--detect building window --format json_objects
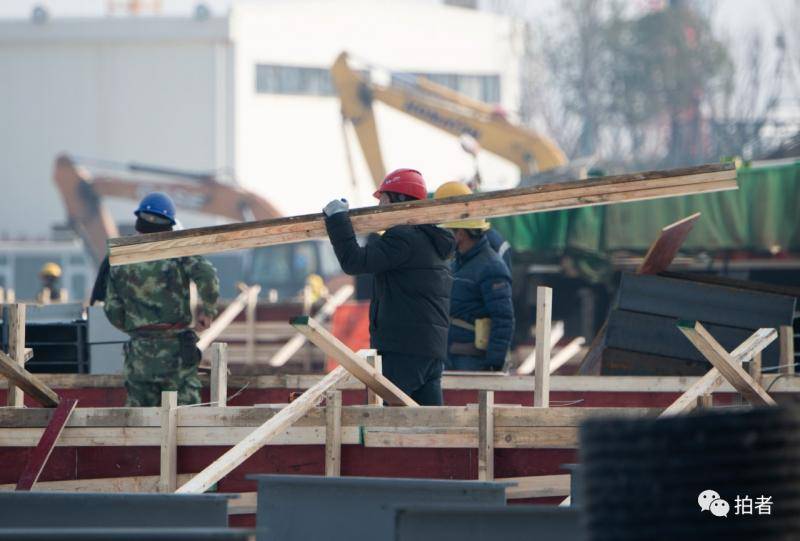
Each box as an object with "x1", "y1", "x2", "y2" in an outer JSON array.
[
  {"x1": 255, "y1": 64, "x2": 501, "y2": 103},
  {"x1": 399, "y1": 72, "x2": 501, "y2": 103},
  {"x1": 255, "y1": 65, "x2": 335, "y2": 96}
]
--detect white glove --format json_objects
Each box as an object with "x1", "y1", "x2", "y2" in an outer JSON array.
[{"x1": 323, "y1": 198, "x2": 349, "y2": 217}]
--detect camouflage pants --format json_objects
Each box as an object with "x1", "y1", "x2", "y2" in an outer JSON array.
[{"x1": 123, "y1": 331, "x2": 202, "y2": 407}]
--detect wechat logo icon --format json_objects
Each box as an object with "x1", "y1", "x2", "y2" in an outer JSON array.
[{"x1": 699, "y1": 489, "x2": 729, "y2": 517}]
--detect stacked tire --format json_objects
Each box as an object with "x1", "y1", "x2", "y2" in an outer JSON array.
[{"x1": 579, "y1": 407, "x2": 800, "y2": 540}]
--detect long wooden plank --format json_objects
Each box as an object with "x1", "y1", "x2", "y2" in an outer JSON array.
[
  {"x1": 0, "y1": 350, "x2": 60, "y2": 407},
  {"x1": 176, "y1": 365, "x2": 352, "y2": 494},
  {"x1": 108, "y1": 164, "x2": 737, "y2": 265},
  {"x1": 159, "y1": 391, "x2": 178, "y2": 493},
  {"x1": 291, "y1": 316, "x2": 418, "y2": 406},
  {"x1": 1, "y1": 474, "x2": 195, "y2": 493},
  {"x1": 478, "y1": 391, "x2": 494, "y2": 481},
  {"x1": 0, "y1": 405, "x2": 657, "y2": 430},
  {"x1": 15, "y1": 398, "x2": 78, "y2": 490},
  {"x1": 362, "y1": 426, "x2": 578, "y2": 449},
  {"x1": 678, "y1": 321, "x2": 777, "y2": 407},
  {"x1": 502, "y1": 474, "x2": 571, "y2": 499},
  {"x1": 660, "y1": 328, "x2": 777, "y2": 417},
  {"x1": 210, "y1": 343, "x2": 228, "y2": 407},
  {"x1": 780, "y1": 326, "x2": 795, "y2": 375},
  {"x1": 4, "y1": 371, "x2": 800, "y2": 395},
  {"x1": 324, "y1": 391, "x2": 342, "y2": 476}
]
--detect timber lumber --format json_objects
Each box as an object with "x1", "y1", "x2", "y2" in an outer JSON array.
[
  {"x1": 197, "y1": 285, "x2": 261, "y2": 352},
  {"x1": 1, "y1": 474, "x2": 195, "y2": 493},
  {"x1": 109, "y1": 163, "x2": 737, "y2": 265},
  {"x1": 659, "y1": 327, "x2": 777, "y2": 417},
  {"x1": 534, "y1": 287, "x2": 553, "y2": 407},
  {"x1": 0, "y1": 350, "x2": 60, "y2": 407},
  {"x1": 502, "y1": 474, "x2": 571, "y2": 499},
  {"x1": 517, "y1": 322, "x2": 563, "y2": 375},
  {"x1": 324, "y1": 390, "x2": 342, "y2": 476},
  {"x1": 478, "y1": 390, "x2": 494, "y2": 480},
  {"x1": 269, "y1": 284, "x2": 354, "y2": 367},
  {"x1": 159, "y1": 391, "x2": 178, "y2": 493},
  {"x1": 176, "y1": 365, "x2": 351, "y2": 494},
  {"x1": 780, "y1": 325, "x2": 795, "y2": 375},
  {"x1": 291, "y1": 316, "x2": 418, "y2": 406},
  {"x1": 210, "y1": 343, "x2": 228, "y2": 407},
  {"x1": 678, "y1": 321, "x2": 777, "y2": 407},
  {"x1": 15, "y1": 398, "x2": 78, "y2": 490},
  {"x1": 579, "y1": 212, "x2": 702, "y2": 375}
]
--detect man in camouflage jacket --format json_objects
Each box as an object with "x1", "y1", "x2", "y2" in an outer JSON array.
[{"x1": 104, "y1": 193, "x2": 219, "y2": 406}]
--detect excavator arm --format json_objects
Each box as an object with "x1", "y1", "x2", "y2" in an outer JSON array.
[
  {"x1": 53, "y1": 154, "x2": 281, "y2": 265},
  {"x1": 331, "y1": 51, "x2": 567, "y2": 188}
]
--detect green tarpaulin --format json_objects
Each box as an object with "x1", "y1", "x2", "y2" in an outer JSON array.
[{"x1": 492, "y1": 161, "x2": 800, "y2": 258}]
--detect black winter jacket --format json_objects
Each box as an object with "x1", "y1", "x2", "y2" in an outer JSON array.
[{"x1": 325, "y1": 212, "x2": 455, "y2": 360}]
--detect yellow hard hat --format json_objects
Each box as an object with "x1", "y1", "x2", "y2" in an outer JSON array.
[
  {"x1": 40, "y1": 262, "x2": 62, "y2": 278},
  {"x1": 433, "y1": 181, "x2": 490, "y2": 230}
]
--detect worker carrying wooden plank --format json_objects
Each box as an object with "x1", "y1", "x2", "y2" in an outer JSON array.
[
  {"x1": 434, "y1": 181, "x2": 514, "y2": 371},
  {"x1": 322, "y1": 169, "x2": 455, "y2": 405},
  {"x1": 103, "y1": 193, "x2": 220, "y2": 406}
]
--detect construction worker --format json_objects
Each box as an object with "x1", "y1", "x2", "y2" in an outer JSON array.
[
  {"x1": 37, "y1": 262, "x2": 66, "y2": 303},
  {"x1": 104, "y1": 192, "x2": 220, "y2": 406},
  {"x1": 434, "y1": 182, "x2": 514, "y2": 371},
  {"x1": 322, "y1": 169, "x2": 455, "y2": 406}
]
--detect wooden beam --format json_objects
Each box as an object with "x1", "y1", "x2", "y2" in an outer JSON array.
[
  {"x1": 269, "y1": 285, "x2": 354, "y2": 367},
  {"x1": 324, "y1": 390, "x2": 342, "y2": 476},
  {"x1": 750, "y1": 352, "x2": 763, "y2": 385},
  {"x1": 210, "y1": 343, "x2": 228, "y2": 407},
  {"x1": 159, "y1": 391, "x2": 178, "y2": 493},
  {"x1": 0, "y1": 351, "x2": 60, "y2": 407},
  {"x1": 109, "y1": 164, "x2": 737, "y2": 265},
  {"x1": 176, "y1": 365, "x2": 351, "y2": 494},
  {"x1": 197, "y1": 285, "x2": 261, "y2": 352},
  {"x1": 478, "y1": 390, "x2": 494, "y2": 481},
  {"x1": 534, "y1": 287, "x2": 552, "y2": 408},
  {"x1": 660, "y1": 327, "x2": 777, "y2": 417},
  {"x1": 15, "y1": 398, "x2": 78, "y2": 490},
  {"x1": 780, "y1": 325, "x2": 795, "y2": 375},
  {"x1": 678, "y1": 321, "x2": 777, "y2": 407},
  {"x1": 291, "y1": 316, "x2": 418, "y2": 406},
  {"x1": 244, "y1": 287, "x2": 259, "y2": 364},
  {"x1": 1, "y1": 474, "x2": 195, "y2": 493},
  {"x1": 6, "y1": 304, "x2": 26, "y2": 407},
  {"x1": 547, "y1": 337, "x2": 586, "y2": 374}
]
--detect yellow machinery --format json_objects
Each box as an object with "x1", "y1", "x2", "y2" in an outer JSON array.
[{"x1": 331, "y1": 51, "x2": 568, "y2": 188}]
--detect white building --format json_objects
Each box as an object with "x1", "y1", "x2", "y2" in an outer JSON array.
[{"x1": 0, "y1": 0, "x2": 525, "y2": 241}]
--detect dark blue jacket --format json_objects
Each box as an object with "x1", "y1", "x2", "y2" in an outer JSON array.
[
  {"x1": 325, "y1": 212, "x2": 455, "y2": 360},
  {"x1": 448, "y1": 235, "x2": 514, "y2": 368}
]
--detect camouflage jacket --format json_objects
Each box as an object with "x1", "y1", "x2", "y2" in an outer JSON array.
[{"x1": 104, "y1": 256, "x2": 219, "y2": 333}]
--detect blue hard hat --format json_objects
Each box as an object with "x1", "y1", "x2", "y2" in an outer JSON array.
[{"x1": 135, "y1": 192, "x2": 177, "y2": 225}]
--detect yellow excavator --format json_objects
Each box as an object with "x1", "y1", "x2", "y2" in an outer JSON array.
[{"x1": 331, "y1": 51, "x2": 568, "y2": 188}]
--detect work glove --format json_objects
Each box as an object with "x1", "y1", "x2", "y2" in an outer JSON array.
[{"x1": 323, "y1": 198, "x2": 349, "y2": 217}]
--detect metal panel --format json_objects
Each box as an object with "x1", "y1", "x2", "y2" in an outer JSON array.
[
  {"x1": 616, "y1": 273, "x2": 796, "y2": 329},
  {"x1": 251, "y1": 474, "x2": 509, "y2": 541},
  {"x1": 393, "y1": 505, "x2": 587, "y2": 541},
  {"x1": 0, "y1": 528, "x2": 252, "y2": 541},
  {"x1": 0, "y1": 493, "x2": 232, "y2": 528}
]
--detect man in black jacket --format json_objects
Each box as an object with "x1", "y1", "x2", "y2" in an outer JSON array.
[{"x1": 323, "y1": 169, "x2": 455, "y2": 405}]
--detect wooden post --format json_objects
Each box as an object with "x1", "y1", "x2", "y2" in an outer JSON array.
[
  {"x1": 749, "y1": 352, "x2": 762, "y2": 385},
  {"x1": 210, "y1": 343, "x2": 228, "y2": 407},
  {"x1": 177, "y1": 365, "x2": 351, "y2": 494},
  {"x1": 159, "y1": 391, "x2": 178, "y2": 493},
  {"x1": 696, "y1": 394, "x2": 712, "y2": 409},
  {"x1": 359, "y1": 350, "x2": 383, "y2": 406},
  {"x1": 478, "y1": 390, "x2": 494, "y2": 481},
  {"x1": 534, "y1": 287, "x2": 552, "y2": 408},
  {"x1": 245, "y1": 287, "x2": 259, "y2": 364},
  {"x1": 780, "y1": 326, "x2": 795, "y2": 376},
  {"x1": 0, "y1": 351, "x2": 60, "y2": 408},
  {"x1": 7, "y1": 304, "x2": 26, "y2": 407},
  {"x1": 325, "y1": 390, "x2": 342, "y2": 477}
]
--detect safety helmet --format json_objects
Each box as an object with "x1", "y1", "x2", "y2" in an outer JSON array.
[
  {"x1": 40, "y1": 262, "x2": 62, "y2": 279},
  {"x1": 433, "y1": 181, "x2": 490, "y2": 230},
  {"x1": 373, "y1": 169, "x2": 427, "y2": 201},
  {"x1": 135, "y1": 192, "x2": 177, "y2": 225}
]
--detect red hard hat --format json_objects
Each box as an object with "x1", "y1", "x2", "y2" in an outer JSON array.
[{"x1": 373, "y1": 168, "x2": 428, "y2": 201}]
